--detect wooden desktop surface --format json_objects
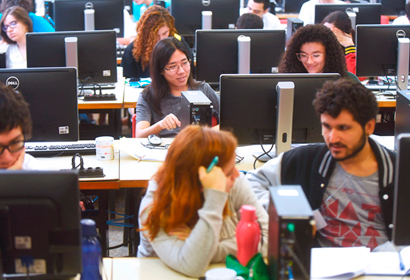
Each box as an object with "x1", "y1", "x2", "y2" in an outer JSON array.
[
  {"x1": 77, "y1": 78, "x2": 126, "y2": 110},
  {"x1": 100, "y1": 257, "x2": 409, "y2": 280}
]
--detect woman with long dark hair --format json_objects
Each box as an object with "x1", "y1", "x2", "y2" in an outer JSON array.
[{"x1": 134, "y1": 37, "x2": 219, "y2": 138}]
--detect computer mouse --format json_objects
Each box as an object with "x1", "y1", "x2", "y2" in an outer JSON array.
[{"x1": 148, "y1": 134, "x2": 162, "y2": 146}]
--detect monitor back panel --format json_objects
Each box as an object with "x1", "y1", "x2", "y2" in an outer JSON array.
[
  {"x1": 170, "y1": 0, "x2": 239, "y2": 36},
  {"x1": 196, "y1": 29, "x2": 286, "y2": 85},
  {"x1": 314, "y1": 3, "x2": 381, "y2": 24},
  {"x1": 0, "y1": 67, "x2": 79, "y2": 142},
  {"x1": 54, "y1": 0, "x2": 124, "y2": 37},
  {"x1": 26, "y1": 30, "x2": 117, "y2": 84}
]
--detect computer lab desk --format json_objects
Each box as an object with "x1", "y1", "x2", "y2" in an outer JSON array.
[
  {"x1": 78, "y1": 78, "x2": 126, "y2": 139},
  {"x1": 97, "y1": 257, "x2": 409, "y2": 280},
  {"x1": 36, "y1": 155, "x2": 120, "y2": 257}
]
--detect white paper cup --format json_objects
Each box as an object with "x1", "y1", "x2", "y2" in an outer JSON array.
[
  {"x1": 205, "y1": 268, "x2": 244, "y2": 280},
  {"x1": 95, "y1": 136, "x2": 114, "y2": 160}
]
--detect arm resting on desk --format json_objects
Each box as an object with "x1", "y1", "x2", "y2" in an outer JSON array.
[{"x1": 139, "y1": 185, "x2": 227, "y2": 277}]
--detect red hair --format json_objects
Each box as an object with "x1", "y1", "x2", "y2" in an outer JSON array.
[{"x1": 142, "y1": 126, "x2": 237, "y2": 240}]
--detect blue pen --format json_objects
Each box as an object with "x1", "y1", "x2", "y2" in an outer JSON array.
[
  {"x1": 399, "y1": 250, "x2": 405, "y2": 271},
  {"x1": 207, "y1": 156, "x2": 219, "y2": 173}
]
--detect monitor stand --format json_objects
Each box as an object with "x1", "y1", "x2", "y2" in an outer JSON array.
[
  {"x1": 84, "y1": 3, "x2": 95, "y2": 31},
  {"x1": 202, "y1": 11, "x2": 212, "y2": 30},
  {"x1": 396, "y1": 37, "x2": 409, "y2": 91},
  {"x1": 253, "y1": 81, "x2": 295, "y2": 162}
]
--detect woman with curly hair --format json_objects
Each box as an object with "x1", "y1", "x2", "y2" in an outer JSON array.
[
  {"x1": 121, "y1": 5, "x2": 191, "y2": 79},
  {"x1": 134, "y1": 37, "x2": 219, "y2": 138},
  {"x1": 138, "y1": 125, "x2": 268, "y2": 277},
  {"x1": 278, "y1": 24, "x2": 359, "y2": 81}
]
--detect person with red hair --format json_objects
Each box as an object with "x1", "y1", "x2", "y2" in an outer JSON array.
[{"x1": 137, "y1": 125, "x2": 268, "y2": 277}]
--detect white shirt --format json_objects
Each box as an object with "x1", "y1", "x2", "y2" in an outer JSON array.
[
  {"x1": 6, "y1": 44, "x2": 26, "y2": 69},
  {"x1": 123, "y1": 9, "x2": 137, "y2": 38},
  {"x1": 392, "y1": 15, "x2": 410, "y2": 25},
  {"x1": 298, "y1": 0, "x2": 345, "y2": 26},
  {"x1": 240, "y1": 8, "x2": 282, "y2": 29},
  {"x1": 22, "y1": 153, "x2": 41, "y2": 170}
]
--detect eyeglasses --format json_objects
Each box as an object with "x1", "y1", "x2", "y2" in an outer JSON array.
[
  {"x1": 296, "y1": 53, "x2": 324, "y2": 62},
  {"x1": 2, "y1": 20, "x2": 18, "y2": 32},
  {"x1": 164, "y1": 60, "x2": 191, "y2": 73},
  {"x1": 0, "y1": 139, "x2": 25, "y2": 155}
]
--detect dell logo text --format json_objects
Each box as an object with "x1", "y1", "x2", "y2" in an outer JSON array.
[
  {"x1": 6, "y1": 76, "x2": 19, "y2": 89},
  {"x1": 202, "y1": 0, "x2": 210, "y2": 6}
]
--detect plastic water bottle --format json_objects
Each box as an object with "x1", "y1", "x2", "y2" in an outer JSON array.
[
  {"x1": 80, "y1": 219, "x2": 103, "y2": 280},
  {"x1": 236, "y1": 205, "x2": 261, "y2": 266}
]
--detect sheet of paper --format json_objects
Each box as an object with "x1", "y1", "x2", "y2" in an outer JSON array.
[
  {"x1": 113, "y1": 138, "x2": 168, "y2": 162},
  {"x1": 311, "y1": 247, "x2": 370, "y2": 280},
  {"x1": 365, "y1": 246, "x2": 410, "y2": 276}
]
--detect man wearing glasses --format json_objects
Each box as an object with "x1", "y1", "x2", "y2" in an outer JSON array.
[{"x1": 0, "y1": 82, "x2": 37, "y2": 170}]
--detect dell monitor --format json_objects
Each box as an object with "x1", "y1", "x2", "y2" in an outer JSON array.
[
  {"x1": 219, "y1": 73, "x2": 340, "y2": 146},
  {"x1": 0, "y1": 170, "x2": 81, "y2": 278},
  {"x1": 314, "y1": 3, "x2": 382, "y2": 25},
  {"x1": 393, "y1": 133, "x2": 410, "y2": 245},
  {"x1": 356, "y1": 24, "x2": 410, "y2": 79},
  {"x1": 26, "y1": 30, "x2": 117, "y2": 85},
  {"x1": 0, "y1": 67, "x2": 79, "y2": 142},
  {"x1": 170, "y1": 0, "x2": 239, "y2": 37},
  {"x1": 196, "y1": 29, "x2": 286, "y2": 86},
  {"x1": 53, "y1": 0, "x2": 124, "y2": 37},
  {"x1": 281, "y1": 0, "x2": 308, "y2": 14}
]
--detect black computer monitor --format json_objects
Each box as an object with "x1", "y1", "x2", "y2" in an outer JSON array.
[
  {"x1": 0, "y1": 170, "x2": 81, "y2": 277},
  {"x1": 393, "y1": 133, "x2": 410, "y2": 245},
  {"x1": 0, "y1": 67, "x2": 79, "y2": 142},
  {"x1": 196, "y1": 29, "x2": 286, "y2": 86},
  {"x1": 219, "y1": 73, "x2": 340, "y2": 145},
  {"x1": 26, "y1": 30, "x2": 117, "y2": 84},
  {"x1": 356, "y1": 24, "x2": 410, "y2": 77},
  {"x1": 53, "y1": 0, "x2": 124, "y2": 37},
  {"x1": 380, "y1": 0, "x2": 405, "y2": 16},
  {"x1": 314, "y1": 3, "x2": 382, "y2": 25},
  {"x1": 282, "y1": 0, "x2": 307, "y2": 14},
  {"x1": 170, "y1": 0, "x2": 239, "y2": 37}
]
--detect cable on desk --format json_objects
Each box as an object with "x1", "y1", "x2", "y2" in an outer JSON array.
[{"x1": 253, "y1": 131, "x2": 275, "y2": 169}]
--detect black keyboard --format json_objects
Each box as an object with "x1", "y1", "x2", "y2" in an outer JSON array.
[
  {"x1": 25, "y1": 140, "x2": 96, "y2": 157},
  {"x1": 79, "y1": 83, "x2": 116, "y2": 90}
]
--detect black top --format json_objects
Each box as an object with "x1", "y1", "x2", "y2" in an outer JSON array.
[{"x1": 121, "y1": 35, "x2": 194, "y2": 79}]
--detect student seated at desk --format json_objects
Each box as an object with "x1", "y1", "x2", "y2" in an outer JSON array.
[
  {"x1": 0, "y1": 82, "x2": 38, "y2": 169},
  {"x1": 278, "y1": 24, "x2": 360, "y2": 82},
  {"x1": 0, "y1": 0, "x2": 54, "y2": 32},
  {"x1": 392, "y1": 2, "x2": 410, "y2": 25},
  {"x1": 121, "y1": 5, "x2": 192, "y2": 80},
  {"x1": 246, "y1": 79, "x2": 396, "y2": 250},
  {"x1": 138, "y1": 126, "x2": 268, "y2": 277},
  {"x1": 0, "y1": 6, "x2": 31, "y2": 68},
  {"x1": 236, "y1": 13, "x2": 264, "y2": 29},
  {"x1": 134, "y1": 36, "x2": 219, "y2": 138}
]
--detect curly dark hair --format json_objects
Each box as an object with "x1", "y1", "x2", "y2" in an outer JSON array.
[
  {"x1": 0, "y1": 0, "x2": 33, "y2": 13},
  {"x1": 322, "y1": 11, "x2": 355, "y2": 44},
  {"x1": 142, "y1": 37, "x2": 200, "y2": 117},
  {"x1": 236, "y1": 13, "x2": 263, "y2": 29},
  {"x1": 313, "y1": 78, "x2": 378, "y2": 127},
  {"x1": 132, "y1": 5, "x2": 177, "y2": 71},
  {"x1": 0, "y1": 6, "x2": 33, "y2": 44},
  {"x1": 278, "y1": 24, "x2": 346, "y2": 77},
  {"x1": 0, "y1": 82, "x2": 32, "y2": 139}
]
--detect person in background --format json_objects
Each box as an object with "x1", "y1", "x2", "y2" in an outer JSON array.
[
  {"x1": 138, "y1": 125, "x2": 268, "y2": 277},
  {"x1": 134, "y1": 37, "x2": 219, "y2": 138},
  {"x1": 0, "y1": 82, "x2": 37, "y2": 169},
  {"x1": 278, "y1": 24, "x2": 360, "y2": 82},
  {"x1": 132, "y1": 0, "x2": 153, "y2": 22},
  {"x1": 0, "y1": 6, "x2": 32, "y2": 68},
  {"x1": 236, "y1": 12, "x2": 264, "y2": 29},
  {"x1": 117, "y1": 9, "x2": 137, "y2": 46},
  {"x1": 392, "y1": 2, "x2": 410, "y2": 25},
  {"x1": 121, "y1": 5, "x2": 191, "y2": 80},
  {"x1": 240, "y1": 0, "x2": 281, "y2": 29},
  {"x1": 321, "y1": 11, "x2": 359, "y2": 78},
  {"x1": 246, "y1": 79, "x2": 395, "y2": 250},
  {"x1": 298, "y1": 0, "x2": 345, "y2": 26},
  {"x1": 0, "y1": 0, "x2": 54, "y2": 32}
]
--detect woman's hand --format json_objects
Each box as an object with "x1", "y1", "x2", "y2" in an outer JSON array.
[
  {"x1": 198, "y1": 165, "x2": 227, "y2": 193},
  {"x1": 168, "y1": 224, "x2": 192, "y2": 241},
  {"x1": 159, "y1": 113, "x2": 181, "y2": 130},
  {"x1": 331, "y1": 27, "x2": 354, "y2": 47}
]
